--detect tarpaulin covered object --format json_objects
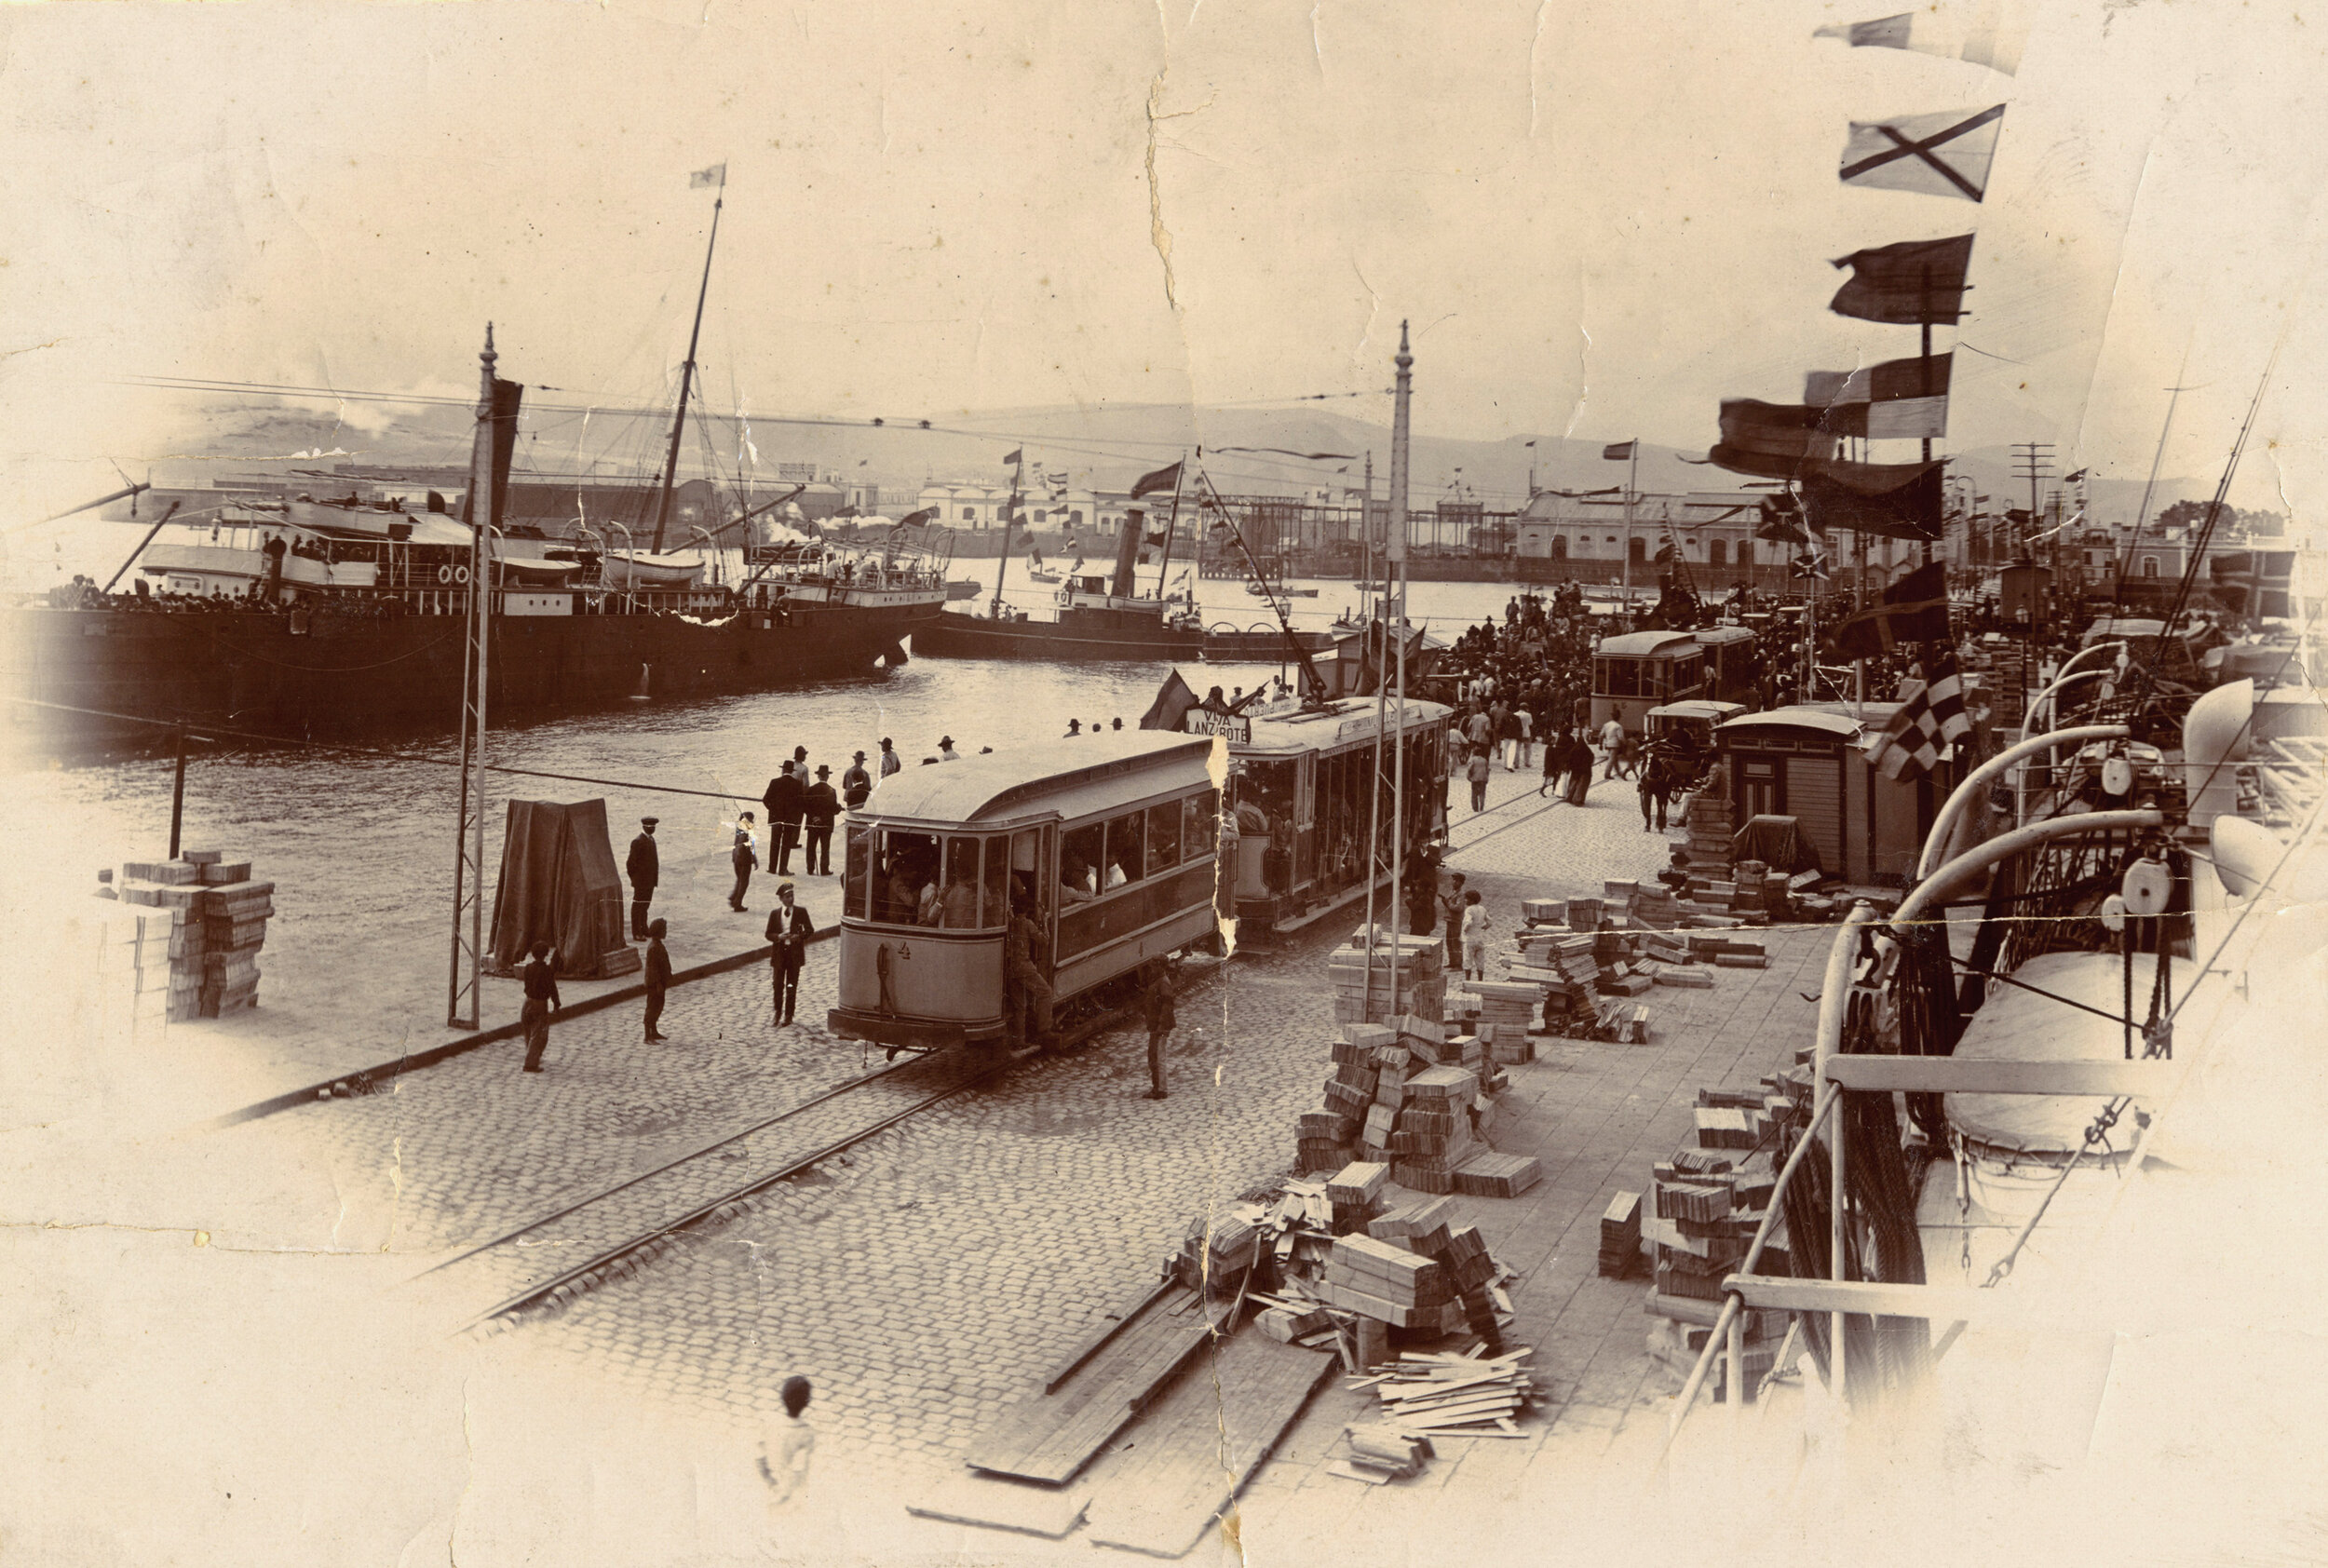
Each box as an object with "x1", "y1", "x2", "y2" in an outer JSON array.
[
  {"x1": 488, "y1": 798, "x2": 629, "y2": 979},
  {"x1": 1732, "y1": 814, "x2": 1821, "y2": 875}
]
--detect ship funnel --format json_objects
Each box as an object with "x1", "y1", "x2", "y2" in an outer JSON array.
[{"x1": 1112, "y1": 507, "x2": 1144, "y2": 599}]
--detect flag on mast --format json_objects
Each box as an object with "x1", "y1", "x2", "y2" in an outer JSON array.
[
  {"x1": 1130, "y1": 460, "x2": 1183, "y2": 498},
  {"x1": 1864, "y1": 655, "x2": 1974, "y2": 779},
  {"x1": 1001, "y1": 448, "x2": 1022, "y2": 466},
  {"x1": 689, "y1": 163, "x2": 727, "y2": 189},
  {"x1": 1829, "y1": 234, "x2": 1976, "y2": 324},
  {"x1": 1815, "y1": 3, "x2": 2026, "y2": 75},
  {"x1": 1602, "y1": 440, "x2": 1637, "y2": 461},
  {"x1": 1839, "y1": 105, "x2": 2006, "y2": 202},
  {"x1": 1805, "y1": 353, "x2": 1952, "y2": 440}
]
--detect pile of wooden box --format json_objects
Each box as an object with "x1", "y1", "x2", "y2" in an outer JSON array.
[
  {"x1": 1327, "y1": 932, "x2": 1445, "y2": 1027},
  {"x1": 1598, "y1": 1192, "x2": 1643, "y2": 1277},
  {"x1": 1638, "y1": 1068, "x2": 1817, "y2": 1400},
  {"x1": 1297, "y1": 1008, "x2": 1532, "y2": 1198},
  {"x1": 115, "y1": 851, "x2": 275, "y2": 1021},
  {"x1": 1210, "y1": 1178, "x2": 1522, "y2": 1365}
]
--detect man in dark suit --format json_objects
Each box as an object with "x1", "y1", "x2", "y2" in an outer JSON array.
[
  {"x1": 643, "y1": 918, "x2": 672, "y2": 1041},
  {"x1": 765, "y1": 762, "x2": 805, "y2": 877},
  {"x1": 801, "y1": 765, "x2": 840, "y2": 875},
  {"x1": 840, "y1": 750, "x2": 873, "y2": 812},
  {"x1": 625, "y1": 817, "x2": 659, "y2": 940},
  {"x1": 765, "y1": 881, "x2": 814, "y2": 1025}
]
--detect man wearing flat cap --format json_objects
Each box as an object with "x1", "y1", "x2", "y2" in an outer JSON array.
[{"x1": 626, "y1": 816, "x2": 660, "y2": 940}]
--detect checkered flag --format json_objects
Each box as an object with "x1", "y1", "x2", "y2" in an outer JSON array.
[{"x1": 1865, "y1": 654, "x2": 1972, "y2": 779}]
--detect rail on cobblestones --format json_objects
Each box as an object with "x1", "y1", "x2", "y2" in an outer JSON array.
[
  {"x1": 419, "y1": 992, "x2": 1153, "y2": 1337},
  {"x1": 199, "y1": 927, "x2": 842, "y2": 1132}
]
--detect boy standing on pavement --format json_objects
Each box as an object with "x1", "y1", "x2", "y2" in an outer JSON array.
[
  {"x1": 730, "y1": 811, "x2": 758, "y2": 912},
  {"x1": 1466, "y1": 746, "x2": 1492, "y2": 813},
  {"x1": 643, "y1": 919, "x2": 672, "y2": 1042},
  {"x1": 1460, "y1": 889, "x2": 1491, "y2": 982},
  {"x1": 520, "y1": 941, "x2": 560, "y2": 1073}
]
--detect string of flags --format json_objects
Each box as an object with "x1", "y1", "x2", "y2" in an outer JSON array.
[{"x1": 1704, "y1": 2, "x2": 2026, "y2": 545}]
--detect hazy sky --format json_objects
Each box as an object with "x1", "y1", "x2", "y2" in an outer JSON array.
[{"x1": 4, "y1": 0, "x2": 2326, "y2": 519}]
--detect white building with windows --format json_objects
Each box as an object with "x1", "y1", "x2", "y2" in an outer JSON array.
[{"x1": 914, "y1": 480, "x2": 1150, "y2": 539}]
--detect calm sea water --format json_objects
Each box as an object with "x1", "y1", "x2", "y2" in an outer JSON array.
[{"x1": 0, "y1": 572, "x2": 1529, "y2": 1018}]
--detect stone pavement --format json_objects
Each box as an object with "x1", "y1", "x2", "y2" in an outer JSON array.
[{"x1": 11, "y1": 844, "x2": 854, "y2": 1135}]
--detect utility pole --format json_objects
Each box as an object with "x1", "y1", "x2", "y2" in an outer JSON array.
[
  {"x1": 2012, "y1": 442, "x2": 2053, "y2": 560},
  {"x1": 448, "y1": 324, "x2": 501, "y2": 1030},
  {"x1": 1386, "y1": 322, "x2": 1413, "y2": 1018}
]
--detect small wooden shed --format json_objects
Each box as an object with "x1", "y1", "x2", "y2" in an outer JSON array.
[{"x1": 1713, "y1": 704, "x2": 1956, "y2": 885}]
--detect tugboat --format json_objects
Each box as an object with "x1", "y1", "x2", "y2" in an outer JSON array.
[{"x1": 911, "y1": 458, "x2": 1202, "y2": 661}]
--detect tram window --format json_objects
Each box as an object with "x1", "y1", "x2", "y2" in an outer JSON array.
[
  {"x1": 939, "y1": 835, "x2": 982, "y2": 928},
  {"x1": 843, "y1": 823, "x2": 873, "y2": 919},
  {"x1": 1184, "y1": 790, "x2": 1219, "y2": 858},
  {"x1": 878, "y1": 830, "x2": 941, "y2": 924},
  {"x1": 1103, "y1": 811, "x2": 1144, "y2": 887},
  {"x1": 1061, "y1": 822, "x2": 1103, "y2": 902},
  {"x1": 1146, "y1": 799, "x2": 1183, "y2": 871},
  {"x1": 1244, "y1": 760, "x2": 1296, "y2": 835},
  {"x1": 982, "y1": 835, "x2": 1010, "y2": 927},
  {"x1": 1600, "y1": 657, "x2": 1640, "y2": 696}
]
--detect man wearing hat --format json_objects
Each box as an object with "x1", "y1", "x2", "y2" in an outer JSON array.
[
  {"x1": 764, "y1": 760, "x2": 805, "y2": 877},
  {"x1": 877, "y1": 737, "x2": 901, "y2": 780},
  {"x1": 801, "y1": 764, "x2": 840, "y2": 876},
  {"x1": 938, "y1": 736, "x2": 962, "y2": 763},
  {"x1": 765, "y1": 881, "x2": 814, "y2": 1026},
  {"x1": 626, "y1": 816, "x2": 660, "y2": 940},
  {"x1": 729, "y1": 810, "x2": 759, "y2": 912},
  {"x1": 840, "y1": 750, "x2": 873, "y2": 812}
]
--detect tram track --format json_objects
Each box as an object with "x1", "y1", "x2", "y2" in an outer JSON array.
[{"x1": 406, "y1": 992, "x2": 1168, "y2": 1338}]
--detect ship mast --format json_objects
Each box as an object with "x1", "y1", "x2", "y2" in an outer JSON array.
[{"x1": 652, "y1": 167, "x2": 726, "y2": 554}]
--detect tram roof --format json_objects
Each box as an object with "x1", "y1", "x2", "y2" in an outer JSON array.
[
  {"x1": 1715, "y1": 705, "x2": 1865, "y2": 742},
  {"x1": 857, "y1": 731, "x2": 1217, "y2": 828},
  {"x1": 1233, "y1": 696, "x2": 1455, "y2": 756},
  {"x1": 1596, "y1": 630, "x2": 1701, "y2": 657},
  {"x1": 1692, "y1": 625, "x2": 1756, "y2": 645},
  {"x1": 1648, "y1": 699, "x2": 1748, "y2": 723}
]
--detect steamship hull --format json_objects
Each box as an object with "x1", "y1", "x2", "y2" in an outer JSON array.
[
  {"x1": 910, "y1": 608, "x2": 1203, "y2": 662},
  {"x1": 5, "y1": 596, "x2": 938, "y2": 743}
]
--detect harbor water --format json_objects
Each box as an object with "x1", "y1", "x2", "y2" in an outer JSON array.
[{"x1": 0, "y1": 572, "x2": 1536, "y2": 1050}]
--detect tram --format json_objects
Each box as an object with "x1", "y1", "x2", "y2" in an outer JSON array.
[
  {"x1": 1590, "y1": 626, "x2": 1761, "y2": 732},
  {"x1": 827, "y1": 732, "x2": 1223, "y2": 1053},
  {"x1": 1211, "y1": 695, "x2": 1454, "y2": 934}
]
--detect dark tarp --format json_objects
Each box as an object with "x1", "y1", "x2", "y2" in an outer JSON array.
[
  {"x1": 1733, "y1": 814, "x2": 1821, "y2": 875},
  {"x1": 488, "y1": 798, "x2": 629, "y2": 979}
]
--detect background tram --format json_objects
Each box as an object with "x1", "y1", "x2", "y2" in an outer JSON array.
[
  {"x1": 1590, "y1": 626, "x2": 1761, "y2": 733},
  {"x1": 1214, "y1": 696, "x2": 1453, "y2": 933},
  {"x1": 827, "y1": 733, "x2": 1222, "y2": 1052}
]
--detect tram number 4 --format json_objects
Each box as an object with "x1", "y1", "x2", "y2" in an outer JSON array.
[{"x1": 896, "y1": 944, "x2": 911, "y2": 961}]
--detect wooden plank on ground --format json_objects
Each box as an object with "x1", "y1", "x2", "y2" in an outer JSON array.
[
  {"x1": 905, "y1": 1473, "x2": 1093, "y2": 1539},
  {"x1": 1082, "y1": 1331, "x2": 1336, "y2": 1559},
  {"x1": 1043, "y1": 1279, "x2": 1180, "y2": 1394},
  {"x1": 968, "y1": 1286, "x2": 1215, "y2": 1486},
  {"x1": 968, "y1": 1289, "x2": 1194, "y2": 1479}
]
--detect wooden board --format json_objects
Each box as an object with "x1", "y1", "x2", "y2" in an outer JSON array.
[
  {"x1": 1082, "y1": 1332, "x2": 1335, "y2": 1559},
  {"x1": 967, "y1": 1288, "x2": 1214, "y2": 1486},
  {"x1": 906, "y1": 1473, "x2": 1093, "y2": 1539}
]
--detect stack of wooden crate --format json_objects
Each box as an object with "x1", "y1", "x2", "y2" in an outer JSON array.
[
  {"x1": 1599, "y1": 1191, "x2": 1643, "y2": 1277},
  {"x1": 115, "y1": 851, "x2": 275, "y2": 1021},
  {"x1": 1327, "y1": 932, "x2": 1445, "y2": 1027}
]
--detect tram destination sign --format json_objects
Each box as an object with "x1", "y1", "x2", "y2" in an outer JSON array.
[{"x1": 1184, "y1": 710, "x2": 1252, "y2": 742}]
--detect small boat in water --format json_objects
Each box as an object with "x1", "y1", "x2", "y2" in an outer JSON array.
[
  {"x1": 1247, "y1": 579, "x2": 1320, "y2": 599},
  {"x1": 945, "y1": 579, "x2": 983, "y2": 601}
]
